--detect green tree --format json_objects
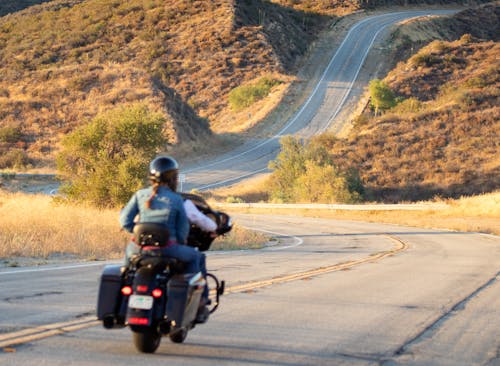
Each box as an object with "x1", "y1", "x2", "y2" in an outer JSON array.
[
  {"x1": 369, "y1": 79, "x2": 396, "y2": 115},
  {"x1": 267, "y1": 136, "x2": 364, "y2": 203},
  {"x1": 268, "y1": 135, "x2": 306, "y2": 202},
  {"x1": 57, "y1": 103, "x2": 167, "y2": 207}
]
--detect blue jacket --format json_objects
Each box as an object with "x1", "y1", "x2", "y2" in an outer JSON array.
[{"x1": 120, "y1": 185, "x2": 189, "y2": 244}]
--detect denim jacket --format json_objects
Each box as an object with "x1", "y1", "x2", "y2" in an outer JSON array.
[{"x1": 119, "y1": 185, "x2": 189, "y2": 244}]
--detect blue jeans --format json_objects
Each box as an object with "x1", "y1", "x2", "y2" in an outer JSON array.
[{"x1": 125, "y1": 242, "x2": 208, "y2": 300}]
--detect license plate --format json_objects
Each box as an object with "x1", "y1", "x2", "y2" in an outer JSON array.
[{"x1": 128, "y1": 295, "x2": 154, "y2": 310}]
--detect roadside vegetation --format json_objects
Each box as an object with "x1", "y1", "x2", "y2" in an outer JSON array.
[
  {"x1": 0, "y1": 191, "x2": 268, "y2": 264},
  {"x1": 210, "y1": 191, "x2": 500, "y2": 236},
  {"x1": 57, "y1": 103, "x2": 167, "y2": 207}
]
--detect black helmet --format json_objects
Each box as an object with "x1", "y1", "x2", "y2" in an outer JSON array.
[{"x1": 149, "y1": 156, "x2": 179, "y2": 189}]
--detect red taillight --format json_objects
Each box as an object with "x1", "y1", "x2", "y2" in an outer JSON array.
[
  {"x1": 152, "y1": 288, "x2": 163, "y2": 298},
  {"x1": 121, "y1": 286, "x2": 133, "y2": 296},
  {"x1": 128, "y1": 317, "x2": 149, "y2": 325},
  {"x1": 136, "y1": 285, "x2": 148, "y2": 293}
]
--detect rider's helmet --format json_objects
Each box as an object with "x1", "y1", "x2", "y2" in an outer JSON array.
[{"x1": 149, "y1": 156, "x2": 179, "y2": 191}]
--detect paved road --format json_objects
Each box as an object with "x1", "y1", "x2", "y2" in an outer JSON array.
[
  {"x1": 181, "y1": 10, "x2": 458, "y2": 191},
  {"x1": 0, "y1": 215, "x2": 498, "y2": 365}
]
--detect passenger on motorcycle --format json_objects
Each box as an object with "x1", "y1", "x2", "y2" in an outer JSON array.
[{"x1": 119, "y1": 155, "x2": 210, "y2": 321}]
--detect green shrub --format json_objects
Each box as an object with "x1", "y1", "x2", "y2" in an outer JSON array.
[
  {"x1": 0, "y1": 149, "x2": 29, "y2": 169},
  {"x1": 228, "y1": 76, "x2": 281, "y2": 111},
  {"x1": 410, "y1": 52, "x2": 441, "y2": 68},
  {"x1": 57, "y1": 103, "x2": 167, "y2": 207},
  {"x1": 391, "y1": 97, "x2": 422, "y2": 114},
  {"x1": 0, "y1": 125, "x2": 22, "y2": 143},
  {"x1": 369, "y1": 79, "x2": 397, "y2": 115},
  {"x1": 267, "y1": 136, "x2": 364, "y2": 203}
]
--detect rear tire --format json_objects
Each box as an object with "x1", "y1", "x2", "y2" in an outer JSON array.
[
  {"x1": 133, "y1": 329, "x2": 161, "y2": 353},
  {"x1": 169, "y1": 328, "x2": 187, "y2": 343}
]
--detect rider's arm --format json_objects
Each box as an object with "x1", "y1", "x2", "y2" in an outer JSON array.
[
  {"x1": 119, "y1": 192, "x2": 139, "y2": 233},
  {"x1": 184, "y1": 199, "x2": 217, "y2": 232},
  {"x1": 176, "y1": 195, "x2": 190, "y2": 244}
]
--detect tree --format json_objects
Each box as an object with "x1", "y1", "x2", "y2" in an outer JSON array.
[
  {"x1": 57, "y1": 103, "x2": 167, "y2": 207},
  {"x1": 267, "y1": 135, "x2": 306, "y2": 202},
  {"x1": 267, "y1": 136, "x2": 364, "y2": 203},
  {"x1": 369, "y1": 79, "x2": 396, "y2": 115}
]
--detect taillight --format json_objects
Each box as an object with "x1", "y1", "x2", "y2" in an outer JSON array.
[
  {"x1": 128, "y1": 317, "x2": 149, "y2": 326},
  {"x1": 152, "y1": 288, "x2": 163, "y2": 298},
  {"x1": 121, "y1": 286, "x2": 132, "y2": 296},
  {"x1": 136, "y1": 285, "x2": 148, "y2": 293}
]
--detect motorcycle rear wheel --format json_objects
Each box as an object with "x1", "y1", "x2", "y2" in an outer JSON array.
[
  {"x1": 169, "y1": 328, "x2": 187, "y2": 343},
  {"x1": 133, "y1": 329, "x2": 161, "y2": 353}
]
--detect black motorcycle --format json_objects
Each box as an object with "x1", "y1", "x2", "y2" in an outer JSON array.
[{"x1": 97, "y1": 194, "x2": 232, "y2": 353}]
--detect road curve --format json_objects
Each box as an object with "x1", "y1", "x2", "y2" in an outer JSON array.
[
  {"x1": 0, "y1": 215, "x2": 498, "y2": 365},
  {"x1": 181, "y1": 10, "x2": 458, "y2": 191}
]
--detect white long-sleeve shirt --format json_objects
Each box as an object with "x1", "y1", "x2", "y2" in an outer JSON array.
[{"x1": 183, "y1": 199, "x2": 217, "y2": 232}]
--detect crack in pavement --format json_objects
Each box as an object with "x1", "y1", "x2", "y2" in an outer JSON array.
[
  {"x1": 3, "y1": 291, "x2": 64, "y2": 303},
  {"x1": 384, "y1": 271, "x2": 500, "y2": 363}
]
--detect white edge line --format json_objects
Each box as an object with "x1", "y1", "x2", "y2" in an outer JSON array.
[
  {"x1": 244, "y1": 226, "x2": 304, "y2": 251},
  {"x1": 0, "y1": 261, "x2": 120, "y2": 276}
]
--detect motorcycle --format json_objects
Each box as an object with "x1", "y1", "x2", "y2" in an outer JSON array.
[{"x1": 97, "y1": 194, "x2": 232, "y2": 353}]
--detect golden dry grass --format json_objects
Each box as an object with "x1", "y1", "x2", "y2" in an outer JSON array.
[
  {"x1": 0, "y1": 191, "x2": 269, "y2": 262},
  {"x1": 211, "y1": 187, "x2": 500, "y2": 235},
  {"x1": 0, "y1": 192, "x2": 128, "y2": 260}
]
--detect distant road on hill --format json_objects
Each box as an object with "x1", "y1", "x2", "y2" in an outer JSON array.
[{"x1": 181, "y1": 9, "x2": 458, "y2": 192}]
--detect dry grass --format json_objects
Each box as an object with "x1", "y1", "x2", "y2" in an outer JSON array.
[
  {"x1": 0, "y1": 192, "x2": 128, "y2": 261},
  {"x1": 0, "y1": 0, "x2": 328, "y2": 169},
  {"x1": 211, "y1": 224, "x2": 269, "y2": 251},
  {"x1": 0, "y1": 191, "x2": 269, "y2": 262},
  {"x1": 214, "y1": 191, "x2": 500, "y2": 236}
]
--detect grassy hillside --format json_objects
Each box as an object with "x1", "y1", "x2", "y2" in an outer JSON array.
[
  {"x1": 0, "y1": 0, "x2": 328, "y2": 169},
  {"x1": 212, "y1": 5, "x2": 499, "y2": 203},
  {"x1": 388, "y1": 3, "x2": 499, "y2": 70},
  {"x1": 327, "y1": 35, "x2": 499, "y2": 201}
]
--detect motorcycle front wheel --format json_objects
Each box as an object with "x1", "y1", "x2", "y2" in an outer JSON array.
[{"x1": 133, "y1": 329, "x2": 161, "y2": 353}]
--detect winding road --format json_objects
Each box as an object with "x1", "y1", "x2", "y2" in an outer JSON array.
[
  {"x1": 0, "y1": 215, "x2": 499, "y2": 365},
  {"x1": 182, "y1": 10, "x2": 457, "y2": 191},
  {"x1": 2, "y1": 9, "x2": 498, "y2": 366}
]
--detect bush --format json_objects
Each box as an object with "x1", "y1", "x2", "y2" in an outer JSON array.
[
  {"x1": 369, "y1": 79, "x2": 397, "y2": 115},
  {"x1": 0, "y1": 125, "x2": 22, "y2": 143},
  {"x1": 57, "y1": 103, "x2": 167, "y2": 207},
  {"x1": 228, "y1": 76, "x2": 281, "y2": 111},
  {"x1": 410, "y1": 52, "x2": 441, "y2": 68},
  {"x1": 267, "y1": 136, "x2": 364, "y2": 203},
  {"x1": 0, "y1": 149, "x2": 29, "y2": 169}
]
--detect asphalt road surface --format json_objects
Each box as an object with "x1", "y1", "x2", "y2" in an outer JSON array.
[
  {"x1": 1, "y1": 215, "x2": 499, "y2": 365},
  {"x1": 181, "y1": 10, "x2": 458, "y2": 191}
]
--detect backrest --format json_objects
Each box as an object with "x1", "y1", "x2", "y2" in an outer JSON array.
[{"x1": 133, "y1": 223, "x2": 170, "y2": 247}]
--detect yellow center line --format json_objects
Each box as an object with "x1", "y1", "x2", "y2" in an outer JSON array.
[{"x1": 1, "y1": 234, "x2": 407, "y2": 349}]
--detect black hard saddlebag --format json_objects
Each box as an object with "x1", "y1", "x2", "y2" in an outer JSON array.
[
  {"x1": 166, "y1": 273, "x2": 205, "y2": 328},
  {"x1": 97, "y1": 265, "x2": 125, "y2": 327}
]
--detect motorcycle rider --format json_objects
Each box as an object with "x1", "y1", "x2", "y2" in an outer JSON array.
[{"x1": 119, "y1": 155, "x2": 210, "y2": 322}]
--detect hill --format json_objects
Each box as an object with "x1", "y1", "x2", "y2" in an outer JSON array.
[
  {"x1": 0, "y1": 0, "x2": 330, "y2": 169},
  {"x1": 320, "y1": 4, "x2": 499, "y2": 201}
]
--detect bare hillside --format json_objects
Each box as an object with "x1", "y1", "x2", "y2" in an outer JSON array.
[{"x1": 0, "y1": 0, "x2": 327, "y2": 169}]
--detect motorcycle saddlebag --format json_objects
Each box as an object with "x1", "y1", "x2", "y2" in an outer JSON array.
[
  {"x1": 97, "y1": 265, "x2": 123, "y2": 321},
  {"x1": 166, "y1": 273, "x2": 205, "y2": 328}
]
